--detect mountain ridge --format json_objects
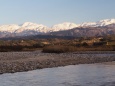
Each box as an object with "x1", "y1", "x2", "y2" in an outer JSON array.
[{"x1": 0, "y1": 18, "x2": 115, "y2": 38}]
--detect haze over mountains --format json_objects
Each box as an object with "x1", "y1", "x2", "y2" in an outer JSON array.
[{"x1": 0, "y1": 19, "x2": 115, "y2": 38}]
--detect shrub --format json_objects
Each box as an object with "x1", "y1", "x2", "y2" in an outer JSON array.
[
  {"x1": 33, "y1": 43, "x2": 44, "y2": 48},
  {"x1": 82, "y1": 42, "x2": 88, "y2": 46},
  {"x1": 93, "y1": 42, "x2": 105, "y2": 46},
  {"x1": 42, "y1": 45, "x2": 76, "y2": 53}
]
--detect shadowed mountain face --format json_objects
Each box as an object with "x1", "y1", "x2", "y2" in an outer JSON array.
[{"x1": 49, "y1": 24, "x2": 115, "y2": 37}]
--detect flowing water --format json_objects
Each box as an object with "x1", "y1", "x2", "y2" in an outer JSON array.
[{"x1": 0, "y1": 63, "x2": 115, "y2": 86}]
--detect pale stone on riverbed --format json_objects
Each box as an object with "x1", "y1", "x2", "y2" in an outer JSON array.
[{"x1": 0, "y1": 51, "x2": 115, "y2": 74}]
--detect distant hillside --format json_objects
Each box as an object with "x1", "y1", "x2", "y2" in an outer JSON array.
[
  {"x1": 0, "y1": 35, "x2": 76, "y2": 40},
  {"x1": 49, "y1": 24, "x2": 115, "y2": 37}
]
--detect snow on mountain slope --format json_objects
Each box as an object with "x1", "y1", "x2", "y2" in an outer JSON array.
[
  {"x1": 0, "y1": 18, "x2": 115, "y2": 37},
  {"x1": 14, "y1": 22, "x2": 80, "y2": 36},
  {"x1": 97, "y1": 19, "x2": 115, "y2": 26},
  {"x1": 15, "y1": 22, "x2": 49, "y2": 33},
  {"x1": 79, "y1": 22, "x2": 97, "y2": 27},
  {"x1": 79, "y1": 19, "x2": 115, "y2": 27},
  {"x1": 0, "y1": 24, "x2": 20, "y2": 33},
  {"x1": 51, "y1": 22, "x2": 79, "y2": 31}
]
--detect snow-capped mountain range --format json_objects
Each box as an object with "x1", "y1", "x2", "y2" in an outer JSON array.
[
  {"x1": 79, "y1": 19, "x2": 115, "y2": 27},
  {"x1": 0, "y1": 19, "x2": 115, "y2": 38}
]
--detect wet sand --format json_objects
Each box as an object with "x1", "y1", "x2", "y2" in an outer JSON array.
[{"x1": 0, "y1": 51, "x2": 115, "y2": 74}]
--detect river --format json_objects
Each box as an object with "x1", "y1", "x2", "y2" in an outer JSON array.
[{"x1": 0, "y1": 63, "x2": 115, "y2": 86}]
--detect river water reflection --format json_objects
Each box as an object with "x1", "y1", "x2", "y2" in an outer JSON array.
[{"x1": 0, "y1": 63, "x2": 115, "y2": 86}]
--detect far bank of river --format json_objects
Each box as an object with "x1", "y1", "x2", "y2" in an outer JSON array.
[{"x1": 0, "y1": 51, "x2": 115, "y2": 74}]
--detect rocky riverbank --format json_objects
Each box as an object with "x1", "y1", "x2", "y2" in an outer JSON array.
[{"x1": 0, "y1": 51, "x2": 115, "y2": 74}]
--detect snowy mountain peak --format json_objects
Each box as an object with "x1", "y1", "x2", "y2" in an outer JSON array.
[
  {"x1": 22, "y1": 22, "x2": 39, "y2": 27},
  {"x1": 21, "y1": 22, "x2": 47, "y2": 28},
  {"x1": 99, "y1": 19, "x2": 115, "y2": 23},
  {"x1": 97, "y1": 19, "x2": 115, "y2": 26},
  {"x1": 15, "y1": 22, "x2": 49, "y2": 34},
  {"x1": 51, "y1": 22, "x2": 79, "y2": 31},
  {"x1": 79, "y1": 19, "x2": 115, "y2": 27},
  {"x1": 0, "y1": 24, "x2": 20, "y2": 33},
  {"x1": 0, "y1": 18, "x2": 115, "y2": 37}
]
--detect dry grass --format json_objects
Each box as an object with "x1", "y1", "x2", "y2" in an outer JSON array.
[
  {"x1": 42, "y1": 45, "x2": 77, "y2": 53},
  {"x1": 43, "y1": 45, "x2": 115, "y2": 53}
]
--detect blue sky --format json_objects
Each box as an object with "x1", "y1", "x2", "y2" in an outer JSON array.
[{"x1": 0, "y1": 0, "x2": 115, "y2": 26}]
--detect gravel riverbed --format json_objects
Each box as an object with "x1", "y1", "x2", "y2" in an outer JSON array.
[{"x1": 0, "y1": 51, "x2": 115, "y2": 74}]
